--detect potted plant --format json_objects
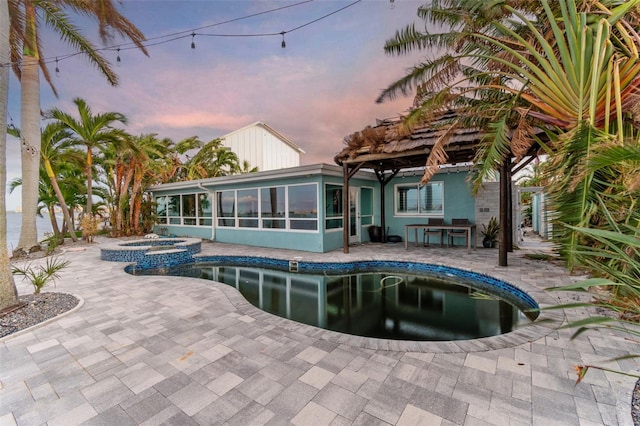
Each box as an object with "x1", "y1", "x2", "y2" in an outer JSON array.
[{"x1": 481, "y1": 217, "x2": 499, "y2": 248}]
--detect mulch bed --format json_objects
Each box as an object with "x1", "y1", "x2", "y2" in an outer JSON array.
[{"x1": 0, "y1": 292, "x2": 79, "y2": 338}]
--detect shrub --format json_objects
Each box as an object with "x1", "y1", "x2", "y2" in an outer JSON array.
[
  {"x1": 81, "y1": 215, "x2": 98, "y2": 243},
  {"x1": 11, "y1": 257, "x2": 71, "y2": 294},
  {"x1": 546, "y1": 215, "x2": 640, "y2": 383}
]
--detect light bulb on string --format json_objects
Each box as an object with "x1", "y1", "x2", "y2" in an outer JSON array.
[
  {"x1": 55, "y1": 58, "x2": 60, "y2": 76},
  {"x1": 389, "y1": 0, "x2": 396, "y2": 9},
  {"x1": 280, "y1": 31, "x2": 286, "y2": 48},
  {"x1": 116, "y1": 47, "x2": 121, "y2": 64},
  {"x1": 191, "y1": 32, "x2": 196, "y2": 49}
]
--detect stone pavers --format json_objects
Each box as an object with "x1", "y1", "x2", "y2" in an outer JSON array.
[{"x1": 1, "y1": 236, "x2": 638, "y2": 425}]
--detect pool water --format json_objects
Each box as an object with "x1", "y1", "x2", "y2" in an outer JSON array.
[{"x1": 129, "y1": 262, "x2": 534, "y2": 341}]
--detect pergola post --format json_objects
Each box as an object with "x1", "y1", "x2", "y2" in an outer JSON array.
[
  {"x1": 499, "y1": 158, "x2": 509, "y2": 266},
  {"x1": 506, "y1": 162, "x2": 513, "y2": 252},
  {"x1": 342, "y1": 162, "x2": 350, "y2": 254}
]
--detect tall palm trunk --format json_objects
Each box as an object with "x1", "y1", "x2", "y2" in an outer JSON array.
[
  {"x1": 117, "y1": 168, "x2": 134, "y2": 235},
  {"x1": 0, "y1": 0, "x2": 19, "y2": 310},
  {"x1": 85, "y1": 147, "x2": 93, "y2": 215},
  {"x1": 43, "y1": 160, "x2": 78, "y2": 242},
  {"x1": 17, "y1": 3, "x2": 41, "y2": 251},
  {"x1": 129, "y1": 168, "x2": 144, "y2": 233}
]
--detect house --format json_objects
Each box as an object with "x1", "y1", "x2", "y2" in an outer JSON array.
[
  {"x1": 147, "y1": 112, "x2": 532, "y2": 255},
  {"x1": 147, "y1": 163, "x2": 505, "y2": 253},
  {"x1": 220, "y1": 121, "x2": 305, "y2": 171}
]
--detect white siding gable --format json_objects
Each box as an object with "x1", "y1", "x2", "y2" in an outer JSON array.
[{"x1": 221, "y1": 122, "x2": 304, "y2": 172}]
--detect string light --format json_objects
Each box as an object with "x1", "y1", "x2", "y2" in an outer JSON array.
[
  {"x1": 55, "y1": 58, "x2": 60, "y2": 76},
  {"x1": 389, "y1": 0, "x2": 396, "y2": 9},
  {"x1": 0, "y1": 0, "x2": 363, "y2": 69}
]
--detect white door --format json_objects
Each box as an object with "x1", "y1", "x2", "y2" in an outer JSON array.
[{"x1": 349, "y1": 187, "x2": 360, "y2": 244}]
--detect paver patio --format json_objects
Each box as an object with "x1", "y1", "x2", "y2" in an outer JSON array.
[{"x1": 1, "y1": 236, "x2": 638, "y2": 425}]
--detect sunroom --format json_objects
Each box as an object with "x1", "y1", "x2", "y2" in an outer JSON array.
[{"x1": 148, "y1": 164, "x2": 378, "y2": 253}]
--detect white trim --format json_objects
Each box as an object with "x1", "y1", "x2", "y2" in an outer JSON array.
[{"x1": 147, "y1": 163, "x2": 377, "y2": 192}]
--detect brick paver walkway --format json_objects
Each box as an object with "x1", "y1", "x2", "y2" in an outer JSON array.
[{"x1": 1, "y1": 236, "x2": 638, "y2": 425}]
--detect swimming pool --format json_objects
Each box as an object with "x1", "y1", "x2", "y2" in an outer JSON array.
[{"x1": 127, "y1": 257, "x2": 539, "y2": 342}]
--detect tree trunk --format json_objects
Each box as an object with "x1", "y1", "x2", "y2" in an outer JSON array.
[
  {"x1": 116, "y1": 167, "x2": 134, "y2": 235},
  {"x1": 129, "y1": 170, "x2": 143, "y2": 233},
  {"x1": 47, "y1": 205, "x2": 60, "y2": 237},
  {"x1": 17, "y1": 3, "x2": 41, "y2": 251},
  {"x1": 0, "y1": 1, "x2": 19, "y2": 310},
  {"x1": 86, "y1": 147, "x2": 93, "y2": 215},
  {"x1": 44, "y1": 160, "x2": 78, "y2": 242}
]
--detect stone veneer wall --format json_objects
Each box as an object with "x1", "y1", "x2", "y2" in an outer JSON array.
[
  {"x1": 474, "y1": 182, "x2": 518, "y2": 247},
  {"x1": 100, "y1": 238, "x2": 202, "y2": 266}
]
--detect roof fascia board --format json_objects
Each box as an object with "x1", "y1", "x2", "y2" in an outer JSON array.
[{"x1": 148, "y1": 163, "x2": 376, "y2": 192}]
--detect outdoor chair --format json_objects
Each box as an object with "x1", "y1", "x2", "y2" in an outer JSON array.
[
  {"x1": 423, "y1": 217, "x2": 445, "y2": 246},
  {"x1": 447, "y1": 218, "x2": 470, "y2": 247}
]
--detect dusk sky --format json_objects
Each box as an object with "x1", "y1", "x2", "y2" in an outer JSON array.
[{"x1": 6, "y1": 0, "x2": 427, "y2": 210}]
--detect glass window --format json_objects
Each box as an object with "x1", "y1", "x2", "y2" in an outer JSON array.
[
  {"x1": 396, "y1": 182, "x2": 444, "y2": 215},
  {"x1": 182, "y1": 194, "x2": 196, "y2": 225},
  {"x1": 168, "y1": 195, "x2": 181, "y2": 224},
  {"x1": 420, "y1": 182, "x2": 444, "y2": 214},
  {"x1": 156, "y1": 196, "x2": 167, "y2": 224},
  {"x1": 325, "y1": 184, "x2": 343, "y2": 229},
  {"x1": 238, "y1": 189, "x2": 259, "y2": 228},
  {"x1": 289, "y1": 184, "x2": 317, "y2": 230},
  {"x1": 261, "y1": 187, "x2": 285, "y2": 229},
  {"x1": 288, "y1": 184, "x2": 317, "y2": 218},
  {"x1": 217, "y1": 190, "x2": 235, "y2": 227},
  {"x1": 198, "y1": 193, "x2": 212, "y2": 226}
]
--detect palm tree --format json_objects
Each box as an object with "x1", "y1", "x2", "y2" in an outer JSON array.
[
  {"x1": 101, "y1": 133, "x2": 169, "y2": 236},
  {"x1": 0, "y1": 0, "x2": 19, "y2": 311},
  {"x1": 8, "y1": 123, "x2": 83, "y2": 242},
  {"x1": 184, "y1": 139, "x2": 241, "y2": 179},
  {"x1": 47, "y1": 98, "x2": 127, "y2": 217},
  {"x1": 8, "y1": 0, "x2": 147, "y2": 251},
  {"x1": 379, "y1": 0, "x2": 640, "y2": 267},
  {"x1": 236, "y1": 160, "x2": 259, "y2": 174},
  {"x1": 127, "y1": 134, "x2": 170, "y2": 234},
  {"x1": 40, "y1": 122, "x2": 84, "y2": 242}
]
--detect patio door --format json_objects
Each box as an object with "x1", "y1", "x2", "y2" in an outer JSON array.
[{"x1": 349, "y1": 187, "x2": 360, "y2": 244}]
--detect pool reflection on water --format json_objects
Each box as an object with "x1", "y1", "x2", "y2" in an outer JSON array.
[{"x1": 131, "y1": 263, "x2": 532, "y2": 341}]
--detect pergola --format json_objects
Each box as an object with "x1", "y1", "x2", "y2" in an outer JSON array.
[{"x1": 334, "y1": 112, "x2": 542, "y2": 266}]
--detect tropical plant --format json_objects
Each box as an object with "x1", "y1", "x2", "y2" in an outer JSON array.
[
  {"x1": 80, "y1": 214, "x2": 98, "y2": 243},
  {"x1": 237, "y1": 160, "x2": 259, "y2": 174},
  {"x1": 379, "y1": 0, "x2": 640, "y2": 268},
  {"x1": 180, "y1": 138, "x2": 241, "y2": 180},
  {"x1": 8, "y1": 123, "x2": 82, "y2": 242},
  {"x1": 11, "y1": 256, "x2": 70, "y2": 294},
  {"x1": 8, "y1": 0, "x2": 148, "y2": 251},
  {"x1": 0, "y1": 0, "x2": 19, "y2": 311},
  {"x1": 99, "y1": 132, "x2": 172, "y2": 236},
  {"x1": 546, "y1": 198, "x2": 640, "y2": 382},
  {"x1": 46, "y1": 98, "x2": 128, "y2": 217},
  {"x1": 481, "y1": 217, "x2": 499, "y2": 248}
]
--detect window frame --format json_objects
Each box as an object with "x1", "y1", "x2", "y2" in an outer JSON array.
[
  {"x1": 155, "y1": 192, "x2": 213, "y2": 227},
  {"x1": 394, "y1": 181, "x2": 444, "y2": 216},
  {"x1": 214, "y1": 183, "x2": 319, "y2": 233}
]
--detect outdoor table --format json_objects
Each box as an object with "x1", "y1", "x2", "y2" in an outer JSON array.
[{"x1": 404, "y1": 223, "x2": 477, "y2": 253}]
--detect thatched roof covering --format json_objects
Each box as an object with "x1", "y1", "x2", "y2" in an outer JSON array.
[{"x1": 334, "y1": 110, "x2": 484, "y2": 171}]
